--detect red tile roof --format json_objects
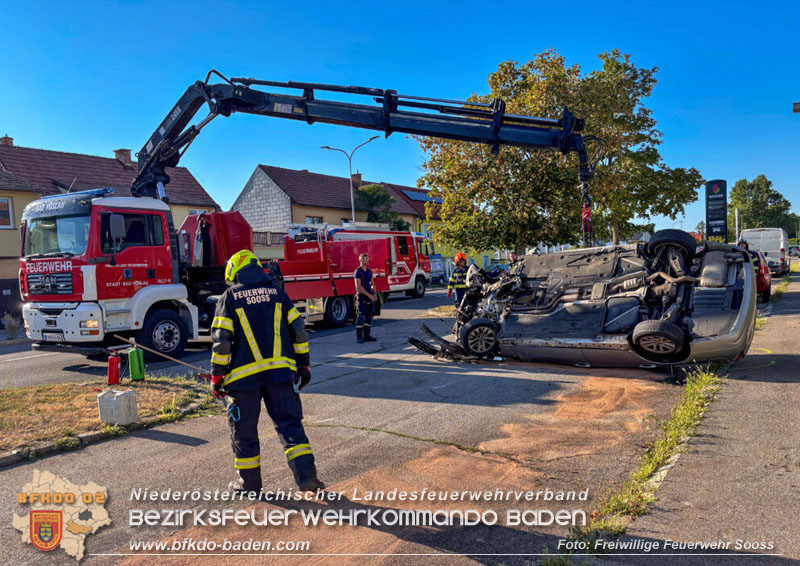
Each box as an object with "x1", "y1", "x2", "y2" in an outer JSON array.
[
  {"x1": 0, "y1": 144, "x2": 218, "y2": 207},
  {"x1": 257, "y1": 165, "x2": 419, "y2": 216},
  {"x1": 0, "y1": 169, "x2": 43, "y2": 193}
]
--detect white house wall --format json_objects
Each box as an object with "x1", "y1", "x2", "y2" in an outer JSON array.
[{"x1": 231, "y1": 169, "x2": 292, "y2": 232}]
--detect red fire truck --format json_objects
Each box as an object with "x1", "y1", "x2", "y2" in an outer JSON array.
[
  {"x1": 278, "y1": 224, "x2": 391, "y2": 326},
  {"x1": 20, "y1": 199, "x2": 390, "y2": 358},
  {"x1": 18, "y1": 73, "x2": 599, "y2": 359},
  {"x1": 326, "y1": 223, "x2": 432, "y2": 298}
]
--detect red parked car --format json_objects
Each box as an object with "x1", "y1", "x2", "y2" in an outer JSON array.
[{"x1": 750, "y1": 250, "x2": 772, "y2": 302}]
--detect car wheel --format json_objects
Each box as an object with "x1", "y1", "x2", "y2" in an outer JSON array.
[
  {"x1": 632, "y1": 319, "x2": 687, "y2": 362},
  {"x1": 324, "y1": 296, "x2": 352, "y2": 327},
  {"x1": 459, "y1": 317, "x2": 499, "y2": 358},
  {"x1": 760, "y1": 288, "x2": 771, "y2": 302},
  {"x1": 647, "y1": 229, "x2": 697, "y2": 261},
  {"x1": 410, "y1": 277, "x2": 426, "y2": 298},
  {"x1": 137, "y1": 309, "x2": 188, "y2": 361}
]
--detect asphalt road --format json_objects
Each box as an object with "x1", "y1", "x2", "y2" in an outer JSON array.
[
  {"x1": 0, "y1": 289, "x2": 451, "y2": 389},
  {"x1": 0, "y1": 287, "x2": 681, "y2": 565}
]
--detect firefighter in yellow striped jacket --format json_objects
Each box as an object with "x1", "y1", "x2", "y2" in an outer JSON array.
[{"x1": 210, "y1": 250, "x2": 324, "y2": 494}]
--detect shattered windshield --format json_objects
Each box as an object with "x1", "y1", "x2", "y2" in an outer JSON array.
[{"x1": 24, "y1": 215, "x2": 91, "y2": 258}]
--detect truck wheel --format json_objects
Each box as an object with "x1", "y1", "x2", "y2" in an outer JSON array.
[
  {"x1": 647, "y1": 229, "x2": 697, "y2": 261},
  {"x1": 410, "y1": 277, "x2": 426, "y2": 298},
  {"x1": 632, "y1": 320, "x2": 686, "y2": 362},
  {"x1": 324, "y1": 296, "x2": 351, "y2": 327},
  {"x1": 137, "y1": 309, "x2": 188, "y2": 361},
  {"x1": 459, "y1": 317, "x2": 499, "y2": 358}
]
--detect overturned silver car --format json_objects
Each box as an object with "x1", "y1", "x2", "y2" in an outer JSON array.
[{"x1": 413, "y1": 230, "x2": 757, "y2": 367}]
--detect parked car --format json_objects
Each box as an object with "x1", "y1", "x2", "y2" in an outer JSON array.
[
  {"x1": 412, "y1": 230, "x2": 756, "y2": 367},
  {"x1": 789, "y1": 245, "x2": 800, "y2": 258},
  {"x1": 749, "y1": 250, "x2": 772, "y2": 302},
  {"x1": 739, "y1": 228, "x2": 790, "y2": 276}
]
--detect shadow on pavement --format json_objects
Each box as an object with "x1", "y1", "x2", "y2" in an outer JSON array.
[{"x1": 132, "y1": 429, "x2": 208, "y2": 447}]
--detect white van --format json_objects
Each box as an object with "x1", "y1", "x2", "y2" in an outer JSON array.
[{"x1": 739, "y1": 228, "x2": 789, "y2": 275}]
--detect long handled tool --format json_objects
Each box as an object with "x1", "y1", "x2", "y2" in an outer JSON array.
[
  {"x1": 112, "y1": 334, "x2": 229, "y2": 407},
  {"x1": 112, "y1": 334, "x2": 206, "y2": 373}
]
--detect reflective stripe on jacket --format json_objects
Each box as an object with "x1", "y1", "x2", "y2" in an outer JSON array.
[
  {"x1": 448, "y1": 268, "x2": 467, "y2": 290},
  {"x1": 211, "y1": 266, "x2": 309, "y2": 389}
]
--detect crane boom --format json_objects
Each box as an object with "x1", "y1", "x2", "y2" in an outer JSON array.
[{"x1": 132, "y1": 73, "x2": 602, "y2": 244}]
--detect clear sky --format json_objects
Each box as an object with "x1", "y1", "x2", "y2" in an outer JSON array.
[{"x1": 2, "y1": 1, "x2": 799, "y2": 234}]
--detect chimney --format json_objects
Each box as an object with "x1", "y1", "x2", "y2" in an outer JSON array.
[
  {"x1": 114, "y1": 148, "x2": 133, "y2": 166},
  {"x1": 351, "y1": 172, "x2": 362, "y2": 189},
  {"x1": 0, "y1": 134, "x2": 12, "y2": 147}
]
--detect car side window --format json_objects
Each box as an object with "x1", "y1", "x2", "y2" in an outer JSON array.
[
  {"x1": 101, "y1": 213, "x2": 165, "y2": 253},
  {"x1": 398, "y1": 237, "x2": 409, "y2": 255}
]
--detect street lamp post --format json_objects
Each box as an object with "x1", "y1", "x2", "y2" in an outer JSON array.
[{"x1": 321, "y1": 136, "x2": 380, "y2": 222}]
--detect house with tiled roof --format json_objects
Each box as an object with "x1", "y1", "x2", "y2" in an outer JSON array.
[
  {"x1": 231, "y1": 165, "x2": 422, "y2": 259},
  {"x1": 0, "y1": 135, "x2": 219, "y2": 318}
]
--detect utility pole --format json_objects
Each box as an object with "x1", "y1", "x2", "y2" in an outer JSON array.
[{"x1": 321, "y1": 136, "x2": 380, "y2": 222}]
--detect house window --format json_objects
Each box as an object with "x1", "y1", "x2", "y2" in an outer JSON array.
[
  {"x1": 189, "y1": 209, "x2": 209, "y2": 215},
  {"x1": 305, "y1": 216, "x2": 323, "y2": 224},
  {"x1": 0, "y1": 197, "x2": 13, "y2": 229}
]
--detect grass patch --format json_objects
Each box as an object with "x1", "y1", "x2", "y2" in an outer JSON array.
[
  {"x1": 755, "y1": 316, "x2": 767, "y2": 331},
  {"x1": 586, "y1": 367, "x2": 722, "y2": 533},
  {"x1": 0, "y1": 375, "x2": 210, "y2": 452},
  {"x1": 769, "y1": 273, "x2": 791, "y2": 303}
]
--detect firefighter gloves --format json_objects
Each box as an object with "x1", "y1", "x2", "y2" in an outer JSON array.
[
  {"x1": 295, "y1": 366, "x2": 312, "y2": 391},
  {"x1": 211, "y1": 374, "x2": 227, "y2": 398}
]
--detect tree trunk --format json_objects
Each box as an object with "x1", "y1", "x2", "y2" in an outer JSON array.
[{"x1": 610, "y1": 217, "x2": 620, "y2": 245}]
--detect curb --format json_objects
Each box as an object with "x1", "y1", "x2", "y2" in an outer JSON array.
[{"x1": 0, "y1": 396, "x2": 210, "y2": 470}]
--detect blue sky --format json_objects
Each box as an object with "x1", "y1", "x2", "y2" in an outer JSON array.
[{"x1": 2, "y1": 1, "x2": 799, "y2": 234}]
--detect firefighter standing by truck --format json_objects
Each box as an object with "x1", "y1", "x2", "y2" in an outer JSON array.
[
  {"x1": 354, "y1": 252, "x2": 378, "y2": 343},
  {"x1": 448, "y1": 253, "x2": 468, "y2": 308},
  {"x1": 209, "y1": 250, "x2": 324, "y2": 494}
]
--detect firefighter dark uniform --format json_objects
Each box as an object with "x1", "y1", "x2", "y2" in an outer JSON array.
[
  {"x1": 211, "y1": 250, "x2": 323, "y2": 493},
  {"x1": 448, "y1": 262, "x2": 468, "y2": 308},
  {"x1": 354, "y1": 265, "x2": 376, "y2": 343}
]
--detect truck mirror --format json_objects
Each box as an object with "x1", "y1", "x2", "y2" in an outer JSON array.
[{"x1": 109, "y1": 214, "x2": 125, "y2": 241}]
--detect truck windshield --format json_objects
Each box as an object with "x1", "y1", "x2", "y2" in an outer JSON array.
[{"x1": 24, "y1": 215, "x2": 91, "y2": 258}]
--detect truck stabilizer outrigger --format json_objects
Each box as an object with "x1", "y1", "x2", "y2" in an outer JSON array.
[{"x1": 132, "y1": 70, "x2": 603, "y2": 246}]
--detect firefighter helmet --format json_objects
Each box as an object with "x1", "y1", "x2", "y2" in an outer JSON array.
[
  {"x1": 225, "y1": 250, "x2": 262, "y2": 284},
  {"x1": 454, "y1": 252, "x2": 467, "y2": 264}
]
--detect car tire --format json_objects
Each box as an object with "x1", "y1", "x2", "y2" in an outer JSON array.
[
  {"x1": 760, "y1": 287, "x2": 771, "y2": 302},
  {"x1": 410, "y1": 277, "x2": 426, "y2": 298},
  {"x1": 632, "y1": 319, "x2": 687, "y2": 362},
  {"x1": 324, "y1": 296, "x2": 352, "y2": 327},
  {"x1": 459, "y1": 317, "x2": 499, "y2": 358},
  {"x1": 136, "y1": 309, "x2": 188, "y2": 361},
  {"x1": 647, "y1": 229, "x2": 697, "y2": 261}
]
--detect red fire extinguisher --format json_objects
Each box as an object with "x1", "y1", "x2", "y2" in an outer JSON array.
[{"x1": 107, "y1": 355, "x2": 121, "y2": 385}]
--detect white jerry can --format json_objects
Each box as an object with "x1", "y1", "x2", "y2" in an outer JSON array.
[{"x1": 97, "y1": 389, "x2": 139, "y2": 426}]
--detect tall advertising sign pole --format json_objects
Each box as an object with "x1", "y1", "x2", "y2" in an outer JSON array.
[{"x1": 705, "y1": 180, "x2": 728, "y2": 242}]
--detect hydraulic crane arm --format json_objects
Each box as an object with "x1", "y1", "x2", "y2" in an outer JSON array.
[{"x1": 132, "y1": 72, "x2": 603, "y2": 243}]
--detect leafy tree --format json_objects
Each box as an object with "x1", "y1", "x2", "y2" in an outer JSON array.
[
  {"x1": 695, "y1": 221, "x2": 705, "y2": 239},
  {"x1": 418, "y1": 49, "x2": 703, "y2": 248},
  {"x1": 355, "y1": 184, "x2": 410, "y2": 231},
  {"x1": 727, "y1": 175, "x2": 792, "y2": 238}
]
